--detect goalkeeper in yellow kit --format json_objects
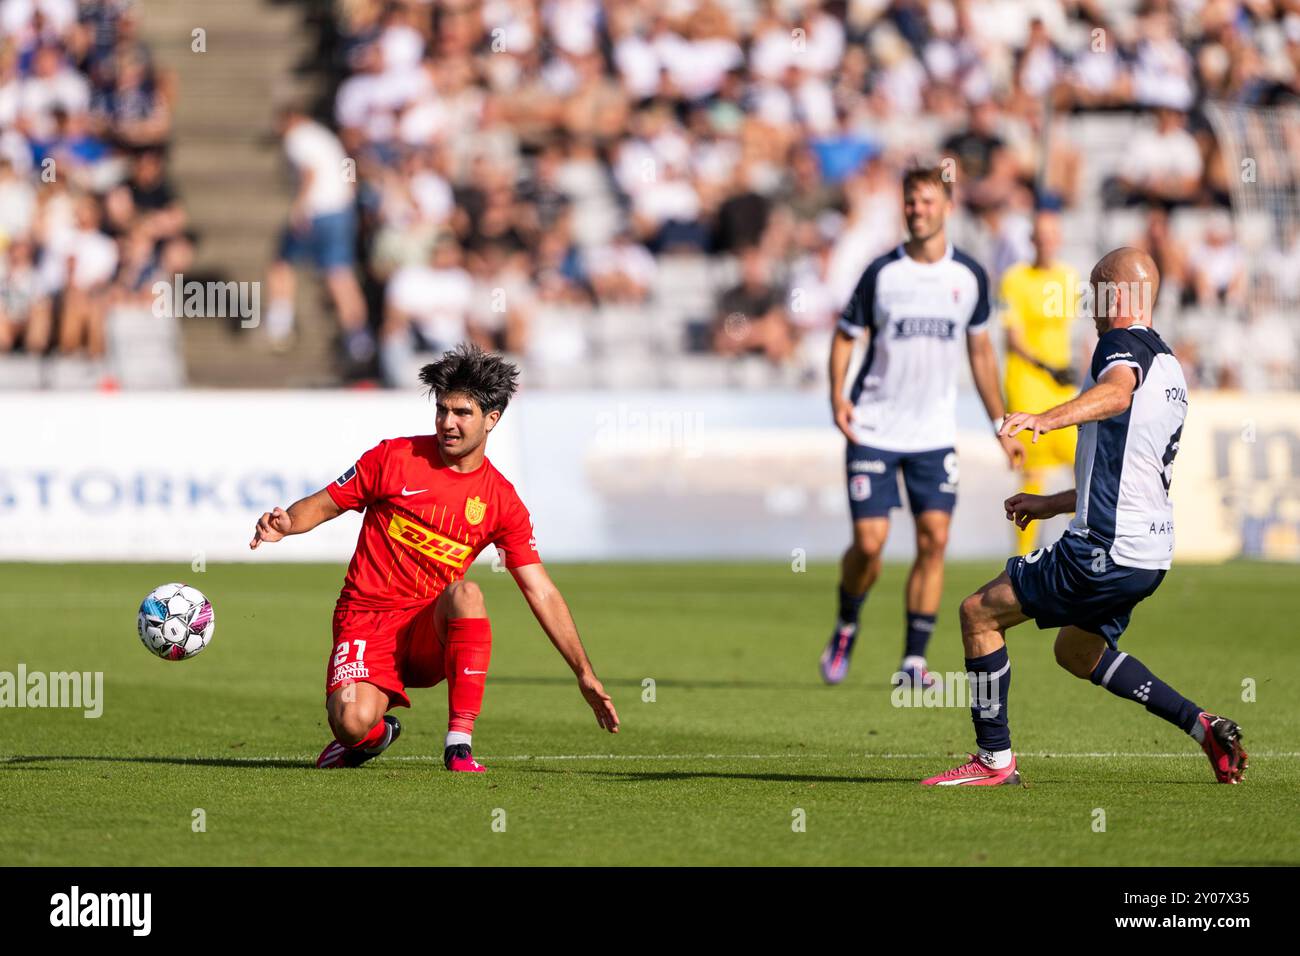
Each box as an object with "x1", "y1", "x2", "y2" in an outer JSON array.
[{"x1": 999, "y1": 203, "x2": 1081, "y2": 553}]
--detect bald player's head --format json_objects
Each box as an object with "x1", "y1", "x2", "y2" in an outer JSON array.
[{"x1": 1089, "y1": 247, "x2": 1160, "y2": 335}]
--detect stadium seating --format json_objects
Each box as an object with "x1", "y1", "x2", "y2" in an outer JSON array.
[{"x1": 3, "y1": 1, "x2": 1295, "y2": 393}]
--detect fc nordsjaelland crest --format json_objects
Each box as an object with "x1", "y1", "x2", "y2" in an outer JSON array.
[{"x1": 465, "y1": 496, "x2": 486, "y2": 526}]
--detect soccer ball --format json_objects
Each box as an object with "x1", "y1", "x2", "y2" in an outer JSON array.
[{"x1": 137, "y1": 583, "x2": 215, "y2": 661}]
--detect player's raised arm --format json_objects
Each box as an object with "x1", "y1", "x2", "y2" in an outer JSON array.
[
  {"x1": 509, "y1": 562, "x2": 620, "y2": 733},
  {"x1": 249, "y1": 488, "x2": 344, "y2": 549},
  {"x1": 1000, "y1": 364, "x2": 1138, "y2": 444}
]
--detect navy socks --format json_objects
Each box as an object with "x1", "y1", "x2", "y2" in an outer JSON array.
[
  {"x1": 966, "y1": 646, "x2": 1012, "y2": 751},
  {"x1": 1090, "y1": 648, "x2": 1201, "y2": 732},
  {"x1": 837, "y1": 585, "x2": 866, "y2": 629},
  {"x1": 905, "y1": 611, "x2": 936, "y2": 658}
]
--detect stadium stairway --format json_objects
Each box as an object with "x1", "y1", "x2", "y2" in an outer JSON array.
[{"x1": 138, "y1": 0, "x2": 342, "y2": 387}]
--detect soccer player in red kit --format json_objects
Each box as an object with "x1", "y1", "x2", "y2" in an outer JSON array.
[{"x1": 248, "y1": 345, "x2": 619, "y2": 771}]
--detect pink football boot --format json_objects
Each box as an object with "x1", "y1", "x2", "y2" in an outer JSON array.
[
  {"x1": 921, "y1": 753, "x2": 1022, "y2": 787},
  {"x1": 444, "y1": 743, "x2": 486, "y2": 773}
]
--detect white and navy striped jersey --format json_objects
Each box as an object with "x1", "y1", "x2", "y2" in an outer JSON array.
[
  {"x1": 1068, "y1": 326, "x2": 1187, "y2": 570},
  {"x1": 837, "y1": 243, "x2": 991, "y2": 452}
]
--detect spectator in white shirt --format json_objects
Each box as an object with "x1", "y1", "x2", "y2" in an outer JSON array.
[
  {"x1": 0, "y1": 156, "x2": 35, "y2": 241},
  {"x1": 380, "y1": 236, "x2": 475, "y2": 386},
  {"x1": 265, "y1": 105, "x2": 371, "y2": 361},
  {"x1": 52, "y1": 195, "x2": 117, "y2": 356},
  {"x1": 0, "y1": 237, "x2": 51, "y2": 353},
  {"x1": 586, "y1": 229, "x2": 657, "y2": 303},
  {"x1": 1132, "y1": 11, "x2": 1195, "y2": 111},
  {"x1": 1066, "y1": 24, "x2": 1131, "y2": 109},
  {"x1": 18, "y1": 43, "x2": 89, "y2": 141},
  {"x1": 1109, "y1": 107, "x2": 1203, "y2": 208},
  {"x1": 1189, "y1": 215, "x2": 1245, "y2": 308}
]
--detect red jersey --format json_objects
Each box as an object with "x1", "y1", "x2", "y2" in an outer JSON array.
[{"x1": 325, "y1": 435, "x2": 540, "y2": 611}]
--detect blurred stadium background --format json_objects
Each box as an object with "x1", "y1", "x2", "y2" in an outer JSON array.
[{"x1": 1, "y1": 0, "x2": 1297, "y2": 565}]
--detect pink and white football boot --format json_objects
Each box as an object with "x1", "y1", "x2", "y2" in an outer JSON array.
[{"x1": 921, "y1": 752, "x2": 1022, "y2": 787}]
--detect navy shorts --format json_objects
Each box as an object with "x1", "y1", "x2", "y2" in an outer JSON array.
[
  {"x1": 278, "y1": 208, "x2": 356, "y2": 270},
  {"x1": 1006, "y1": 533, "x2": 1166, "y2": 647},
  {"x1": 846, "y1": 444, "x2": 958, "y2": 520}
]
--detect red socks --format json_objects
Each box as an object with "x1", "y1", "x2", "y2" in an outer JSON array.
[
  {"x1": 445, "y1": 617, "x2": 492, "y2": 735},
  {"x1": 345, "y1": 715, "x2": 387, "y2": 750}
]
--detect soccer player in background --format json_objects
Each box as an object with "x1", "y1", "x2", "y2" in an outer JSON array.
[
  {"x1": 249, "y1": 345, "x2": 619, "y2": 771},
  {"x1": 999, "y1": 198, "x2": 1082, "y2": 553},
  {"x1": 822, "y1": 166, "x2": 1024, "y2": 689},
  {"x1": 921, "y1": 248, "x2": 1247, "y2": 787}
]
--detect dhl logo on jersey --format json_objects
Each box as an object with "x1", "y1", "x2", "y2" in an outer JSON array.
[{"x1": 387, "y1": 513, "x2": 473, "y2": 568}]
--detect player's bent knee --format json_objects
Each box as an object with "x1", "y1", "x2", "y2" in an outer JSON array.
[
  {"x1": 1053, "y1": 646, "x2": 1094, "y2": 679},
  {"x1": 327, "y1": 690, "x2": 385, "y2": 744},
  {"x1": 444, "y1": 580, "x2": 487, "y2": 617},
  {"x1": 1054, "y1": 632, "x2": 1103, "y2": 679},
  {"x1": 1050, "y1": 642, "x2": 1092, "y2": 681},
  {"x1": 329, "y1": 702, "x2": 382, "y2": 745},
  {"x1": 958, "y1": 593, "x2": 984, "y2": 632}
]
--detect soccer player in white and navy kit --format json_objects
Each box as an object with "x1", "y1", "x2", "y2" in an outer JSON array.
[
  {"x1": 822, "y1": 166, "x2": 1024, "y2": 687},
  {"x1": 921, "y1": 248, "x2": 1247, "y2": 786}
]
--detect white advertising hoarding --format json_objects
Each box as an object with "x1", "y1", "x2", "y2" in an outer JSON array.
[
  {"x1": 0, "y1": 392, "x2": 519, "y2": 563},
  {"x1": 7, "y1": 387, "x2": 1280, "y2": 564}
]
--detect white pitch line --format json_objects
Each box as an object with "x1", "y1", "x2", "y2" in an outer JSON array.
[
  {"x1": 421, "y1": 750, "x2": 1299, "y2": 761},
  {"x1": 459, "y1": 751, "x2": 1300, "y2": 761},
  {"x1": 3, "y1": 751, "x2": 1298, "y2": 764}
]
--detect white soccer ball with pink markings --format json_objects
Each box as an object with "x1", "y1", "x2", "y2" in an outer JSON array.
[{"x1": 137, "y1": 583, "x2": 215, "y2": 661}]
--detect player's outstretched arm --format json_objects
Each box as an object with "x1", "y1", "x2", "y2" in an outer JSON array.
[
  {"x1": 509, "y1": 563, "x2": 620, "y2": 734},
  {"x1": 1000, "y1": 365, "x2": 1137, "y2": 444},
  {"x1": 249, "y1": 488, "x2": 344, "y2": 550},
  {"x1": 967, "y1": 329, "x2": 1025, "y2": 469}
]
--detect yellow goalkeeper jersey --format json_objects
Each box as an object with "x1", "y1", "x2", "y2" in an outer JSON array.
[{"x1": 999, "y1": 260, "x2": 1079, "y2": 412}]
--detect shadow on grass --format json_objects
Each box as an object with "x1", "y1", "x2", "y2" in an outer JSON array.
[
  {"x1": 516, "y1": 765, "x2": 902, "y2": 784},
  {"x1": 0, "y1": 755, "x2": 308, "y2": 770},
  {"x1": 490, "y1": 675, "x2": 896, "y2": 692},
  {"x1": 0, "y1": 754, "x2": 905, "y2": 783},
  {"x1": 0, "y1": 755, "x2": 908, "y2": 785}
]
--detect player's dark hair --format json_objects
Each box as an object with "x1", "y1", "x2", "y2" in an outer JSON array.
[
  {"x1": 419, "y1": 344, "x2": 520, "y2": 416},
  {"x1": 902, "y1": 164, "x2": 953, "y2": 199}
]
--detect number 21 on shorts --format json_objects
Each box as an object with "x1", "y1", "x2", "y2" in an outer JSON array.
[{"x1": 333, "y1": 640, "x2": 367, "y2": 668}]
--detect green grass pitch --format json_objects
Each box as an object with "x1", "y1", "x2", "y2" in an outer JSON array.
[{"x1": 1, "y1": 560, "x2": 1295, "y2": 866}]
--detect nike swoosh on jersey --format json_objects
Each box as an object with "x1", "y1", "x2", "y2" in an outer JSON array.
[
  {"x1": 463, "y1": 668, "x2": 487, "y2": 675},
  {"x1": 401, "y1": 486, "x2": 429, "y2": 496}
]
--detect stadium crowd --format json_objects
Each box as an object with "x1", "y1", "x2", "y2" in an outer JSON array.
[
  {"x1": 0, "y1": 0, "x2": 187, "y2": 363},
  {"x1": 3, "y1": 0, "x2": 1299, "y2": 394},
  {"x1": 291, "y1": 0, "x2": 1300, "y2": 390}
]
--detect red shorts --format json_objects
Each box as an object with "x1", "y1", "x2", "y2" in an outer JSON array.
[{"x1": 327, "y1": 602, "x2": 449, "y2": 707}]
